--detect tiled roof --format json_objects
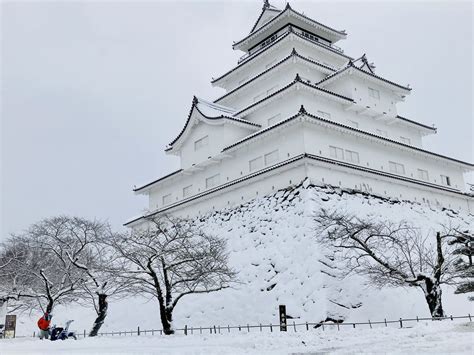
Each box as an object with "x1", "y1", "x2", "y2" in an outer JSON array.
[
  {"x1": 125, "y1": 152, "x2": 469, "y2": 226},
  {"x1": 317, "y1": 61, "x2": 412, "y2": 92},
  {"x1": 214, "y1": 48, "x2": 335, "y2": 104},
  {"x1": 249, "y1": 1, "x2": 281, "y2": 34},
  {"x1": 233, "y1": 73, "x2": 354, "y2": 117},
  {"x1": 167, "y1": 97, "x2": 260, "y2": 149},
  {"x1": 224, "y1": 106, "x2": 473, "y2": 168},
  {"x1": 212, "y1": 27, "x2": 351, "y2": 85},
  {"x1": 233, "y1": 3, "x2": 346, "y2": 50},
  {"x1": 396, "y1": 115, "x2": 436, "y2": 132},
  {"x1": 133, "y1": 169, "x2": 183, "y2": 192}
]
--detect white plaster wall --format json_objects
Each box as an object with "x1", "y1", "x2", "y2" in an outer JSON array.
[
  {"x1": 147, "y1": 122, "x2": 470, "y2": 218},
  {"x1": 149, "y1": 124, "x2": 305, "y2": 211},
  {"x1": 302, "y1": 122, "x2": 466, "y2": 190},
  {"x1": 179, "y1": 121, "x2": 255, "y2": 169},
  {"x1": 241, "y1": 89, "x2": 424, "y2": 147}
]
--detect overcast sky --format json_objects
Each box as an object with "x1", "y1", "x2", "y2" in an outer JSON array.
[{"x1": 1, "y1": 0, "x2": 473, "y2": 237}]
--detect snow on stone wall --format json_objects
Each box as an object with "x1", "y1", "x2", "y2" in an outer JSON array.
[{"x1": 15, "y1": 180, "x2": 473, "y2": 335}]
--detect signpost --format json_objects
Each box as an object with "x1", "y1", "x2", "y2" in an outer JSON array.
[
  {"x1": 279, "y1": 305, "x2": 287, "y2": 332},
  {"x1": 4, "y1": 315, "x2": 17, "y2": 338}
]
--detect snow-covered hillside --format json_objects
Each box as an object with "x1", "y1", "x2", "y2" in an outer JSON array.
[{"x1": 14, "y1": 180, "x2": 473, "y2": 336}]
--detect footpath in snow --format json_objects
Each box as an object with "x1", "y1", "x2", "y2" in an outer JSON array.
[{"x1": 1, "y1": 321, "x2": 472, "y2": 355}]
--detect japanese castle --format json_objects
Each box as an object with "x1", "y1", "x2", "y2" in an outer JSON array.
[{"x1": 126, "y1": 1, "x2": 473, "y2": 226}]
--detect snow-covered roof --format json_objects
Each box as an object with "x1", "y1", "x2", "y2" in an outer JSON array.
[
  {"x1": 249, "y1": 1, "x2": 281, "y2": 34},
  {"x1": 212, "y1": 27, "x2": 352, "y2": 87},
  {"x1": 318, "y1": 61, "x2": 412, "y2": 93},
  {"x1": 233, "y1": 3, "x2": 347, "y2": 52},
  {"x1": 214, "y1": 48, "x2": 335, "y2": 104},
  {"x1": 165, "y1": 96, "x2": 260, "y2": 153},
  {"x1": 234, "y1": 74, "x2": 354, "y2": 117},
  {"x1": 195, "y1": 97, "x2": 236, "y2": 117}
]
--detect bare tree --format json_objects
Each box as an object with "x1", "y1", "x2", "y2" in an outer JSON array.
[
  {"x1": 107, "y1": 215, "x2": 237, "y2": 335},
  {"x1": 3, "y1": 216, "x2": 99, "y2": 313},
  {"x1": 315, "y1": 209, "x2": 460, "y2": 317},
  {"x1": 68, "y1": 235, "x2": 133, "y2": 337}
]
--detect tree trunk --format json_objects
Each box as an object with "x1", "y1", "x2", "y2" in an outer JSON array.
[
  {"x1": 423, "y1": 278, "x2": 445, "y2": 318},
  {"x1": 89, "y1": 293, "x2": 108, "y2": 337},
  {"x1": 158, "y1": 302, "x2": 174, "y2": 335},
  {"x1": 46, "y1": 298, "x2": 54, "y2": 314}
]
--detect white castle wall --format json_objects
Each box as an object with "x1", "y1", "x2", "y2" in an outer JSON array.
[{"x1": 140, "y1": 122, "x2": 471, "y2": 224}]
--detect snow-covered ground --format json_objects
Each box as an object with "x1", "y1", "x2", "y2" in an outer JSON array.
[
  {"x1": 8, "y1": 181, "x2": 474, "y2": 341},
  {"x1": 2, "y1": 321, "x2": 472, "y2": 354}
]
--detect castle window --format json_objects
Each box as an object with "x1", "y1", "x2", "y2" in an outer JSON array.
[
  {"x1": 417, "y1": 169, "x2": 429, "y2": 181},
  {"x1": 205, "y1": 174, "x2": 220, "y2": 189},
  {"x1": 317, "y1": 110, "x2": 331, "y2": 119},
  {"x1": 194, "y1": 135, "x2": 209, "y2": 151},
  {"x1": 249, "y1": 156, "x2": 263, "y2": 172},
  {"x1": 440, "y1": 175, "x2": 451, "y2": 186},
  {"x1": 162, "y1": 193, "x2": 172, "y2": 205},
  {"x1": 389, "y1": 161, "x2": 405, "y2": 175},
  {"x1": 183, "y1": 185, "x2": 193, "y2": 198},
  {"x1": 345, "y1": 150, "x2": 360, "y2": 164},
  {"x1": 267, "y1": 113, "x2": 281, "y2": 126},
  {"x1": 400, "y1": 136, "x2": 411, "y2": 145},
  {"x1": 264, "y1": 150, "x2": 279, "y2": 166},
  {"x1": 329, "y1": 146, "x2": 344, "y2": 160},
  {"x1": 368, "y1": 87, "x2": 380, "y2": 99}
]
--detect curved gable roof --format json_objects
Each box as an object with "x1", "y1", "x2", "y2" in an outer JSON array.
[{"x1": 165, "y1": 97, "x2": 260, "y2": 152}]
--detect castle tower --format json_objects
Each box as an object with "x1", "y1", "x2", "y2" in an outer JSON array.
[{"x1": 126, "y1": 2, "x2": 473, "y2": 227}]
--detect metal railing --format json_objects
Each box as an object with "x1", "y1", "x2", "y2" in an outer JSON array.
[{"x1": 58, "y1": 314, "x2": 472, "y2": 338}]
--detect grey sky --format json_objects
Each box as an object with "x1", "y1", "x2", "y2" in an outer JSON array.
[{"x1": 1, "y1": 0, "x2": 473, "y2": 237}]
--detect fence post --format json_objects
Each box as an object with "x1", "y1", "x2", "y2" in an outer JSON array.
[
  {"x1": 184, "y1": 325, "x2": 187, "y2": 336},
  {"x1": 369, "y1": 320, "x2": 372, "y2": 329},
  {"x1": 191, "y1": 327, "x2": 193, "y2": 335},
  {"x1": 322, "y1": 323, "x2": 325, "y2": 331},
  {"x1": 270, "y1": 323, "x2": 273, "y2": 332},
  {"x1": 450, "y1": 315, "x2": 453, "y2": 321},
  {"x1": 337, "y1": 322, "x2": 340, "y2": 331},
  {"x1": 138, "y1": 326, "x2": 140, "y2": 336},
  {"x1": 259, "y1": 324, "x2": 262, "y2": 332},
  {"x1": 293, "y1": 321, "x2": 297, "y2": 332},
  {"x1": 218, "y1": 326, "x2": 221, "y2": 334},
  {"x1": 160, "y1": 330, "x2": 162, "y2": 335},
  {"x1": 199, "y1": 327, "x2": 202, "y2": 334},
  {"x1": 247, "y1": 324, "x2": 250, "y2": 332},
  {"x1": 214, "y1": 325, "x2": 217, "y2": 334},
  {"x1": 399, "y1": 318, "x2": 403, "y2": 328},
  {"x1": 305, "y1": 322, "x2": 309, "y2": 331},
  {"x1": 469, "y1": 314, "x2": 472, "y2": 322},
  {"x1": 228, "y1": 325, "x2": 230, "y2": 333},
  {"x1": 353, "y1": 323, "x2": 355, "y2": 329},
  {"x1": 84, "y1": 329, "x2": 86, "y2": 338},
  {"x1": 416, "y1": 316, "x2": 419, "y2": 322},
  {"x1": 239, "y1": 325, "x2": 241, "y2": 331},
  {"x1": 384, "y1": 318, "x2": 387, "y2": 327}
]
